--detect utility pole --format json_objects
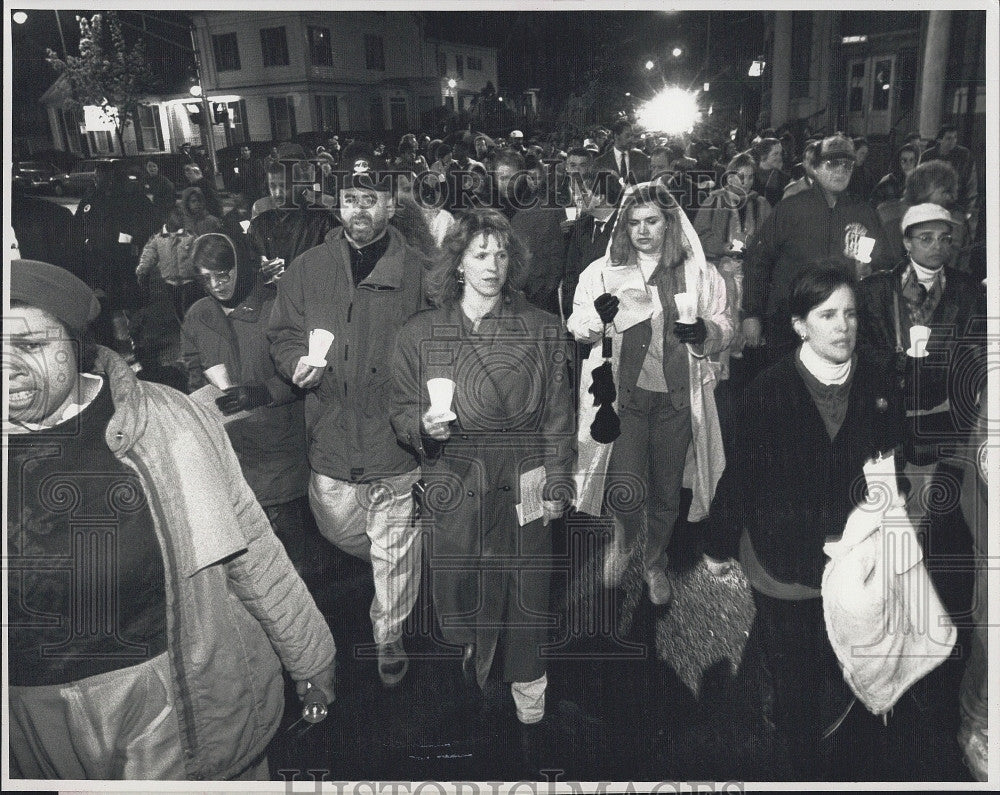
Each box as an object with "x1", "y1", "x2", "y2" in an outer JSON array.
[{"x1": 188, "y1": 25, "x2": 219, "y2": 179}]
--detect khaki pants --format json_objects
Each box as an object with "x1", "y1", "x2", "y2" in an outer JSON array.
[
  {"x1": 309, "y1": 469, "x2": 422, "y2": 645},
  {"x1": 8, "y1": 652, "x2": 185, "y2": 780}
]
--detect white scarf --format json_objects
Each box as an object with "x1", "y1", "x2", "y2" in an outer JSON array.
[{"x1": 798, "y1": 343, "x2": 852, "y2": 385}]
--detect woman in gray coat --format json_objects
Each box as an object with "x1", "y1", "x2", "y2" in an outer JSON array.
[{"x1": 390, "y1": 209, "x2": 575, "y2": 724}]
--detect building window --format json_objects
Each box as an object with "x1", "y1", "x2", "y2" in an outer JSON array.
[
  {"x1": 135, "y1": 104, "x2": 164, "y2": 151},
  {"x1": 268, "y1": 96, "x2": 297, "y2": 140},
  {"x1": 314, "y1": 95, "x2": 340, "y2": 132},
  {"x1": 369, "y1": 95, "x2": 384, "y2": 130},
  {"x1": 455, "y1": 54, "x2": 464, "y2": 79},
  {"x1": 260, "y1": 26, "x2": 289, "y2": 68},
  {"x1": 365, "y1": 34, "x2": 385, "y2": 71},
  {"x1": 790, "y1": 12, "x2": 812, "y2": 100},
  {"x1": 467, "y1": 55, "x2": 482, "y2": 71},
  {"x1": 229, "y1": 99, "x2": 249, "y2": 144},
  {"x1": 212, "y1": 32, "x2": 241, "y2": 72},
  {"x1": 308, "y1": 26, "x2": 332, "y2": 67},
  {"x1": 437, "y1": 50, "x2": 447, "y2": 77},
  {"x1": 389, "y1": 97, "x2": 407, "y2": 130}
]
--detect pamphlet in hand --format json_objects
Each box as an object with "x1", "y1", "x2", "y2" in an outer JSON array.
[{"x1": 601, "y1": 265, "x2": 654, "y2": 333}]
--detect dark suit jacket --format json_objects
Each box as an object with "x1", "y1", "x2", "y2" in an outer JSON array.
[
  {"x1": 562, "y1": 211, "x2": 616, "y2": 319},
  {"x1": 595, "y1": 147, "x2": 651, "y2": 185}
]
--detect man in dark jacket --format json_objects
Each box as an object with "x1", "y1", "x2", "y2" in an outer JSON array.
[
  {"x1": 488, "y1": 148, "x2": 566, "y2": 316},
  {"x1": 742, "y1": 134, "x2": 894, "y2": 360},
  {"x1": 268, "y1": 154, "x2": 429, "y2": 688},
  {"x1": 182, "y1": 163, "x2": 223, "y2": 219},
  {"x1": 595, "y1": 119, "x2": 651, "y2": 185}
]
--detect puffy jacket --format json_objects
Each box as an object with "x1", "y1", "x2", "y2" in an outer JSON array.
[
  {"x1": 268, "y1": 225, "x2": 429, "y2": 482},
  {"x1": 137, "y1": 229, "x2": 196, "y2": 286},
  {"x1": 95, "y1": 347, "x2": 335, "y2": 779}
]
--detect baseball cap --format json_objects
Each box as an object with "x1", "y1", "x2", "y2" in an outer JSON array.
[
  {"x1": 901, "y1": 202, "x2": 960, "y2": 235},
  {"x1": 509, "y1": 130, "x2": 524, "y2": 139},
  {"x1": 816, "y1": 135, "x2": 856, "y2": 163}
]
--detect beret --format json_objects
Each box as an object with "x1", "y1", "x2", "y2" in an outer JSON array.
[{"x1": 10, "y1": 259, "x2": 101, "y2": 334}]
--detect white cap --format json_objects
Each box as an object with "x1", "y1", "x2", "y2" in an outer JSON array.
[
  {"x1": 901, "y1": 202, "x2": 960, "y2": 234},
  {"x1": 509, "y1": 130, "x2": 524, "y2": 139}
]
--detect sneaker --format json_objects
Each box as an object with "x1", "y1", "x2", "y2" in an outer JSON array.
[
  {"x1": 645, "y1": 567, "x2": 672, "y2": 606},
  {"x1": 512, "y1": 674, "x2": 547, "y2": 725},
  {"x1": 377, "y1": 638, "x2": 408, "y2": 688}
]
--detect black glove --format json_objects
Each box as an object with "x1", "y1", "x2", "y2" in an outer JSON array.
[
  {"x1": 215, "y1": 383, "x2": 271, "y2": 415},
  {"x1": 674, "y1": 316, "x2": 707, "y2": 345},
  {"x1": 594, "y1": 293, "x2": 620, "y2": 325}
]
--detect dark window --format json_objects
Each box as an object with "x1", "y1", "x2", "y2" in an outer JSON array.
[
  {"x1": 212, "y1": 32, "x2": 241, "y2": 72},
  {"x1": 455, "y1": 54, "x2": 464, "y2": 79},
  {"x1": 230, "y1": 99, "x2": 249, "y2": 144},
  {"x1": 314, "y1": 95, "x2": 340, "y2": 132},
  {"x1": 268, "y1": 96, "x2": 297, "y2": 140},
  {"x1": 467, "y1": 55, "x2": 482, "y2": 71},
  {"x1": 135, "y1": 104, "x2": 164, "y2": 151},
  {"x1": 308, "y1": 26, "x2": 332, "y2": 67},
  {"x1": 437, "y1": 50, "x2": 447, "y2": 77},
  {"x1": 365, "y1": 34, "x2": 385, "y2": 71},
  {"x1": 260, "y1": 26, "x2": 289, "y2": 68},
  {"x1": 369, "y1": 95, "x2": 384, "y2": 130},
  {"x1": 790, "y1": 12, "x2": 812, "y2": 100}
]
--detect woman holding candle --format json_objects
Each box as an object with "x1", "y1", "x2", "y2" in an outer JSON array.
[
  {"x1": 567, "y1": 182, "x2": 731, "y2": 606},
  {"x1": 181, "y1": 233, "x2": 314, "y2": 575},
  {"x1": 390, "y1": 209, "x2": 575, "y2": 724}
]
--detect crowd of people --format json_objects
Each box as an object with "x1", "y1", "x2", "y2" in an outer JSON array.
[{"x1": 6, "y1": 114, "x2": 988, "y2": 782}]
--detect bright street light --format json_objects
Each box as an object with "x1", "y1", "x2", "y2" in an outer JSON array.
[
  {"x1": 189, "y1": 84, "x2": 203, "y2": 97},
  {"x1": 636, "y1": 86, "x2": 702, "y2": 136},
  {"x1": 672, "y1": 47, "x2": 683, "y2": 58},
  {"x1": 447, "y1": 78, "x2": 457, "y2": 89},
  {"x1": 645, "y1": 60, "x2": 654, "y2": 71},
  {"x1": 13, "y1": 11, "x2": 28, "y2": 24}
]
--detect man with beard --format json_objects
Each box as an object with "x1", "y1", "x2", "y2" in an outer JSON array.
[{"x1": 268, "y1": 151, "x2": 429, "y2": 689}]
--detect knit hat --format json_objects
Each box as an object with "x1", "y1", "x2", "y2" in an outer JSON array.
[
  {"x1": 901, "y1": 202, "x2": 960, "y2": 235},
  {"x1": 10, "y1": 259, "x2": 101, "y2": 334}
]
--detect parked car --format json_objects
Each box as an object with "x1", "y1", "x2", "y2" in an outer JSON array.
[
  {"x1": 13, "y1": 161, "x2": 59, "y2": 193},
  {"x1": 50, "y1": 159, "x2": 114, "y2": 196},
  {"x1": 50, "y1": 157, "x2": 151, "y2": 196}
]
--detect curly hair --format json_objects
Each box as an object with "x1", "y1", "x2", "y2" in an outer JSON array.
[
  {"x1": 607, "y1": 182, "x2": 691, "y2": 270},
  {"x1": 426, "y1": 209, "x2": 530, "y2": 308},
  {"x1": 904, "y1": 160, "x2": 958, "y2": 205}
]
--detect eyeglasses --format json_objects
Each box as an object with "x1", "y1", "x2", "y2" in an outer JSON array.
[
  {"x1": 340, "y1": 192, "x2": 379, "y2": 209},
  {"x1": 819, "y1": 158, "x2": 855, "y2": 171},
  {"x1": 908, "y1": 233, "x2": 953, "y2": 247},
  {"x1": 198, "y1": 269, "x2": 235, "y2": 285}
]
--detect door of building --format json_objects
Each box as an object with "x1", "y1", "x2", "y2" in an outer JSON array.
[{"x1": 845, "y1": 54, "x2": 896, "y2": 136}]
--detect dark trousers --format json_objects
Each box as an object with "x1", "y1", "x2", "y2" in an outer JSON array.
[
  {"x1": 750, "y1": 589, "x2": 853, "y2": 778},
  {"x1": 606, "y1": 386, "x2": 692, "y2": 572}
]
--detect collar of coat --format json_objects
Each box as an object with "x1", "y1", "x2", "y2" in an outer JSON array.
[{"x1": 324, "y1": 224, "x2": 409, "y2": 289}]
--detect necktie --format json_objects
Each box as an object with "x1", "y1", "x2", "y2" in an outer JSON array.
[
  {"x1": 592, "y1": 220, "x2": 605, "y2": 243},
  {"x1": 619, "y1": 152, "x2": 628, "y2": 181}
]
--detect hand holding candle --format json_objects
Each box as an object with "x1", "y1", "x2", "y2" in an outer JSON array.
[
  {"x1": 204, "y1": 363, "x2": 234, "y2": 390},
  {"x1": 907, "y1": 324, "x2": 931, "y2": 358}
]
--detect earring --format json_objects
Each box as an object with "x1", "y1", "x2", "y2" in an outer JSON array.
[
  {"x1": 800, "y1": 334, "x2": 809, "y2": 341},
  {"x1": 456, "y1": 268, "x2": 465, "y2": 284}
]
